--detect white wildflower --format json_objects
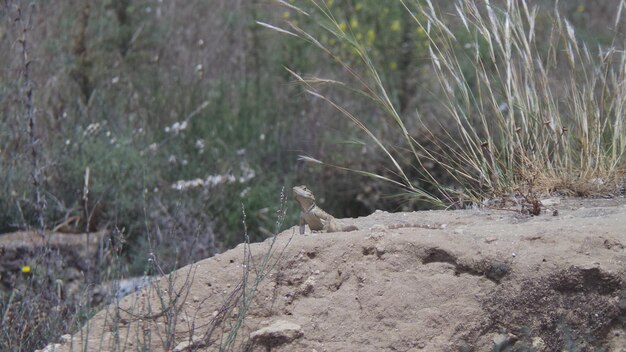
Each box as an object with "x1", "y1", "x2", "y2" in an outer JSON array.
[
  {"x1": 166, "y1": 121, "x2": 188, "y2": 135},
  {"x1": 172, "y1": 173, "x2": 237, "y2": 192},
  {"x1": 239, "y1": 162, "x2": 256, "y2": 183},
  {"x1": 84, "y1": 122, "x2": 101, "y2": 136},
  {"x1": 195, "y1": 139, "x2": 205, "y2": 153}
]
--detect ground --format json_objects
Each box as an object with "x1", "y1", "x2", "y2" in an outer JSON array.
[{"x1": 42, "y1": 197, "x2": 626, "y2": 351}]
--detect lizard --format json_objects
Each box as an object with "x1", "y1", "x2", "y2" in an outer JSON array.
[{"x1": 292, "y1": 185, "x2": 358, "y2": 234}]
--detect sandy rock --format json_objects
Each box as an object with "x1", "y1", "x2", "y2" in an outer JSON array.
[
  {"x1": 48, "y1": 197, "x2": 626, "y2": 352},
  {"x1": 250, "y1": 320, "x2": 303, "y2": 347}
]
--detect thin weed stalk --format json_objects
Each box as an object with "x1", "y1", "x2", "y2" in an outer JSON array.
[
  {"x1": 78, "y1": 188, "x2": 294, "y2": 352},
  {"x1": 16, "y1": 1, "x2": 46, "y2": 233}
]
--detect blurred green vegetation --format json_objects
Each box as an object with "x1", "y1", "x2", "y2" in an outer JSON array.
[
  {"x1": 1, "y1": 0, "x2": 624, "y2": 272},
  {"x1": 1, "y1": 0, "x2": 309, "y2": 267},
  {"x1": 0, "y1": 0, "x2": 429, "y2": 272}
]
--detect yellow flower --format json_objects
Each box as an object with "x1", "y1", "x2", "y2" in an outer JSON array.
[
  {"x1": 391, "y1": 19, "x2": 401, "y2": 32},
  {"x1": 339, "y1": 22, "x2": 347, "y2": 32},
  {"x1": 22, "y1": 266, "x2": 31, "y2": 273},
  {"x1": 282, "y1": 11, "x2": 290, "y2": 19},
  {"x1": 367, "y1": 29, "x2": 376, "y2": 45},
  {"x1": 350, "y1": 18, "x2": 359, "y2": 29},
  {"x1": 389, "y1": 61, "x2": 398, "y2": 70}
]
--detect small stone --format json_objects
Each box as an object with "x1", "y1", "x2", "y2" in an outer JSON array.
[
  {"x1": 298, "y1": 276, "x2": 315, "y2": 296},
  {"x1": 493, "y1": 333, "x2": 517, "y2": 349},
  {"x1": 540, "y1": 198, "x2": 560, "y2": 206},
  {"x1": 37, "y1": 344, "x2": 62, "y2": 352},
  {"x1": 173, "y1": 341, "x2": 192, "y2": 351},
  {"x1": 250, "y1": 320, "x2": 303, "y2": 346},
  {"x1": 173, "y1": 335, "x2": 204, "y2": 352},
  {"x1": 531, "y1": 336, "x2": 546, "y2": 350}
]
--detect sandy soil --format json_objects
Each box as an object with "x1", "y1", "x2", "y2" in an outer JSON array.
[{"x1": 46, "y1": 197, "x2": 626, "y2": 352}]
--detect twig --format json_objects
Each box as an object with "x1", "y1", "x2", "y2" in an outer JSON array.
[{"x1": 16, "y1": 2, "x2": 45, "y2": 234}]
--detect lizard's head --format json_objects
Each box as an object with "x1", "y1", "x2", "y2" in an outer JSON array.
[{"x1": 292, "y1": 185, "x2": 315, "y2": 205}]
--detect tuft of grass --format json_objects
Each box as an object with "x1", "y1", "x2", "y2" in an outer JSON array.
[
  {"x1": 267, "y1": 0, "x2": 626, "y2": 206},
  {"x1": 408, "y1": 0, "x2": 626, "y2": 200}
]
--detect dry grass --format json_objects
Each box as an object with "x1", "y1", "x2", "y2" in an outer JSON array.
[
  {"x1": 63, "y1": 189, "x2": 293, "y2": 352},
  {"x1": 267, "y1": 0, "x2": 626, "y2": 206}
]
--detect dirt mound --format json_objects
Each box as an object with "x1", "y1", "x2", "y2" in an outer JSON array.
[{"x1": 49, "y1": 198, "x2": 626, "y2": 351}]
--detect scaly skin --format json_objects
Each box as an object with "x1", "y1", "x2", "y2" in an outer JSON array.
[{"x1": 292, "y1": 185, "x2": 358, "y2": 234}]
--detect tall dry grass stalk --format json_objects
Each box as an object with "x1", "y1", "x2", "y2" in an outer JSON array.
[
  {"x1": 15, "y1": 2, "x2": 46, "y2": 229},
  {"x1": 265, "y1": 0, "x2": 626, "y2": 205}
]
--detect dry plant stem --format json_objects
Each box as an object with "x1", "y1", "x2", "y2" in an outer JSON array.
[
  {"x1": 173, "y1": 191, "x2": 292, "y2": 352},
  {"x1": 16, "y1": 2, "x2": 45, "y2": 234},
  {"x1": 83, "y1": 167, "x2": 96, "y2": 304}
]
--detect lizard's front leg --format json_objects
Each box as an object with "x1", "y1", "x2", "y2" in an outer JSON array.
[{"x1": 299, "y1": 212, "x2": 307, "y2": 235}]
